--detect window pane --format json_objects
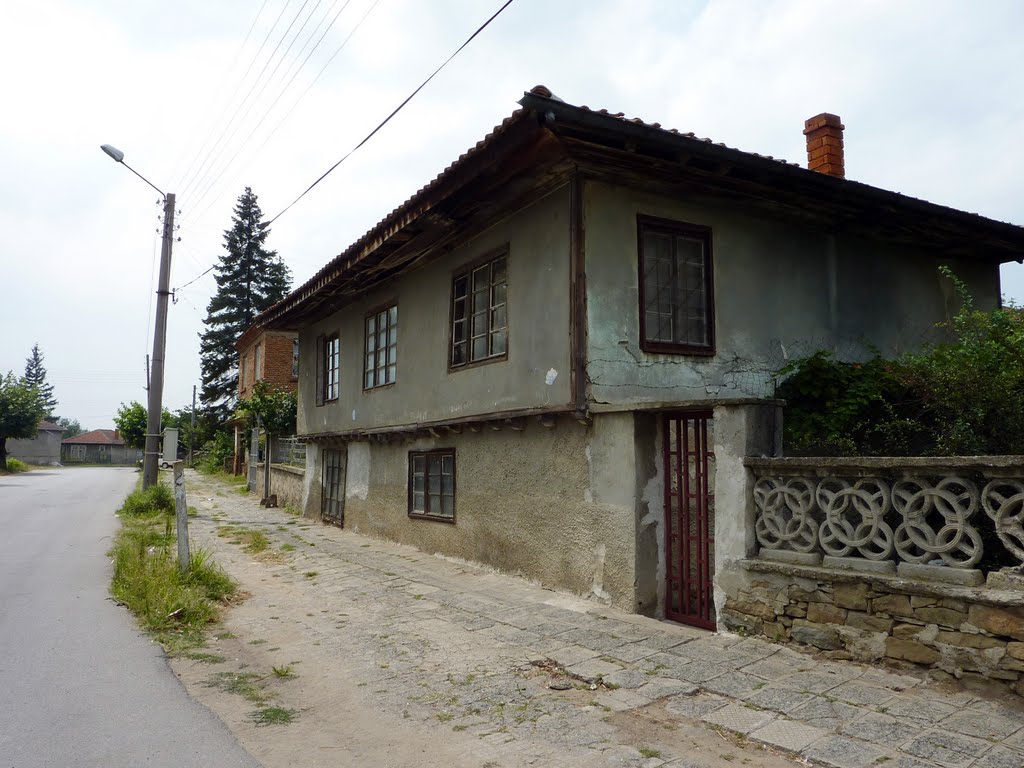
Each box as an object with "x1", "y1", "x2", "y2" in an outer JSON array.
[
  {"x1": 452, "y1": 342, "x2": 466, "y2": 366},
  {"x1": 413, "y1": 472, "x2": 424, "y2": 493},
  {"x1": 388, "y1": 326, "x2": 397, "y2": 346},
  {"x1": 453, "y1": 295, "x2": 466, "y2": 321},
  {"x1": 413, "y1": 455, "x2": 425, "y2": 473},
  {"x1": 389, "y1": 306, "x2": 398, "y2": 326},
  {"x1": 454, "y1": 275, "x2": 468, "y2": 299},
  {"x1": 442, "y1": 455, "x2": 453, "y2": 474},
  {"x1": 472, "y1": 336, "x2": 487, "y2": 360},
  {"x1": 366, "y1": 316, "x2": 375, "y2": 336},
  {"x1": 386, "y1": 364, "x2": 396, "y2": 382},
  {"x1": 387, "y1": 345, "x2": 396, "y2": 365},
  {"x1": 492, "y1": 282, "x2": 507, "y2": 307},
  {"x1": 428, "y1": 456, "x2": 442, "y2": 478},
  {"x1": 472, "y1": 265, "x2": 489, "y2": 293},
  {"x1": 490, "y1": 329, "x2": 506, "y2": 356},
  {"x1": 441, "y1": 495, "x2": 454, "y2": 517},
  {"x1": 491, "y1": 303, "x2": 506, "y2": 331},
  {"x1": 412, "y1": 492, "x2": 425, "y2": 512},
  {"x1": 364, "y1": 371, "x2": 373, "y2": 389},
  {"x1": 491, "y1": 257, "x2": 506, "y2": 284},
  {"x1": 453, "y1": 319, "x2": 466, "y2": 343},
  {"x1": 472, "y1": 288, "x2": 489, "y2": 317},
  {"x1": 441, "y1": 474, "x2": 453, "y2": 495}
]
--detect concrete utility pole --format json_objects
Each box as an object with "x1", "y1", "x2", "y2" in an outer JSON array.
[
  {"x1": 99, "y1": 144, "x2": 176, "y2": 491},
  {"x1": 142, "y1": 192, "x2": 176, "y2": 489}
]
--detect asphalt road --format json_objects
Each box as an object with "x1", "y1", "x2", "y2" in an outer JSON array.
[{"x1": 0, "y1": 467, "x2": 260, "y2": 768}]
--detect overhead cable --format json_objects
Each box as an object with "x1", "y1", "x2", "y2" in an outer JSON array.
[{"x1": 263, "y1": 0, "x2": 516, "y2": 228}]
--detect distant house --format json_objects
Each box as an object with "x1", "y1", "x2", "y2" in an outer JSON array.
[
  {"x1": 247, "y1": 86, "x2": 1024, "y2": 622},
  {"x1": 7, "y1": 420, "x2": 63, "y2": 465},
  {"x1": 62, "y1": 430, "x2": 140, "y2": 465},
  {"x1": 231, "y1": 327, "x2": 299, "y2": 474}
]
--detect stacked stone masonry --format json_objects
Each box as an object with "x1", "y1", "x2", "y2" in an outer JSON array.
[{"x1": 723, "y1": 562, "x2": 1024, "y2": 697}]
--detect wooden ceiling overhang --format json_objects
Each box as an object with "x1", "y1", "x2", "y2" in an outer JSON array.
[{"x1": 260, "y1": 88, "x2": 1024, "y2": 332}]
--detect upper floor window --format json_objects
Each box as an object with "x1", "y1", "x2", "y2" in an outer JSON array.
[
  {"x1": 451, "y1": 248, "x2": 507, "y2": 369},
  {"x1": 291, "y1": 338, "x2": 299, "y2": 379},
  {"x1": 316, "y1": 333, "x2": 340, "y2": 405},
  {"x1": 638, "y1": 216, "x2": 714, "y2": 355},
  {"x1": 240, "y1": 353, "x2": 249, "y2": 389},
  {"x1": 254, "y1": 343, "x2": 263, "y2": 381},
  {"x1": 364, "y1": 305, "x2": 397, "y2": 389}
]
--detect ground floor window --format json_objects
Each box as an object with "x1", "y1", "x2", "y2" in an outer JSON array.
[
  {"x1": 408, "y1": 449, "x2": 455, "y2": 521},
  {"x1": 322, "y1": 449, "x2": 344, "y2": 524}
]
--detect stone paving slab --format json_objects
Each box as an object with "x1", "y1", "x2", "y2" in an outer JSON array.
[{"x1": 184, "y1": 470, "x2": 1024, "y2": 768}]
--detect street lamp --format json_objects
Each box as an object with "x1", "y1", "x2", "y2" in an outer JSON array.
[{"x1": 100, "y1": 144, "x2": 176, "y2": 490}]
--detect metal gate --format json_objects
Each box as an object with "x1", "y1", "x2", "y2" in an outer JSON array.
[
  {"x1": 663, "y1": 411, "x2": 715, "y2": 629},
  {"x1": 321, "y1": 449, "x2": 345, "y2": 527}
]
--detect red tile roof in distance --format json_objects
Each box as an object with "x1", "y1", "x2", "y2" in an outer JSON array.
[{"x1": 62, "y1": 429, "x2": 124, "y2": 445}]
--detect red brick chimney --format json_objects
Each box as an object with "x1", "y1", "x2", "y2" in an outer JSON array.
[{"x1": 803, "y1": 113, "x2": 845, "y2": 178}]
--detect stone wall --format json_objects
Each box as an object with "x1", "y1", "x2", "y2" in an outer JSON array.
[
  {"x1": 722, "y1": 560, "x2": 1024, "y2": 696},
  {"x1": 265, "y1": 463, "x2": 305, "y2": 510}
]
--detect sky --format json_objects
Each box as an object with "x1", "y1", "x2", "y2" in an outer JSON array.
[{"x1": 2, "y1": 0, "x2": 1023, "y2": 430}]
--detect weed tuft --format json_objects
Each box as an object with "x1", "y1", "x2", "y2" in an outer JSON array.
[{"x1": 250, "y1": 706, "x2": 296, "y2": 726}]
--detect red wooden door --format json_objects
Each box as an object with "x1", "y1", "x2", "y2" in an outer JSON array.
[{"x1": 663, "y1": 412, "x2": 715, "y2": 629}]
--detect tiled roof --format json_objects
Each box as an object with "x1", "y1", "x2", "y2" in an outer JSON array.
[
  {"x1": 62, "y1": 429, "x2": 123, "y2": 445},
  {"x1": 256, "y1": 85, "x2": 1024, "y2": 329},
  {"x1": 38, "y1": 420, "x2": 63, "y2": 432}
]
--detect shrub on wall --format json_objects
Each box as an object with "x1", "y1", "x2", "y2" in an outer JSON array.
[{"x1": 777, "y1": 269, "x2": 1024, "y2": 456}]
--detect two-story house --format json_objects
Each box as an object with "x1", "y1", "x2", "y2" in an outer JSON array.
[{"x1": 251, "y1": 86, "x2": 1024, "y2": 627}]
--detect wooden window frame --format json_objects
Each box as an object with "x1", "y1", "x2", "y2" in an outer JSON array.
[
  {"x1": 363, "y1": 303, "x2": 398, "y2": 390},
  {"x1": 637, "y1": 215, "x2": 715, "y2": 356},
  {"x1": 321, "y1": 448, "x2": 345, "y2": 523},
  {"x1": 407, "y1": 449, "x2": 456, "y2": 523},
  {"x1": 319, "y1": 333, "x2": 340, "y2": 404},
  {"x1": 449, "y1": 246, "x2": 509, "y2": 372},
  {"x1": 291, "y1": 338, "x2": 299, "y2": 380}
]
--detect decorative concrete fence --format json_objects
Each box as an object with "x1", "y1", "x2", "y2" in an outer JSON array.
[
  {"x1": 747, "y1": 457, "x2": 1024, "y2": 582},
  {"x1": 720, "y1": 456, "x2": 1024, "y2": 695}
]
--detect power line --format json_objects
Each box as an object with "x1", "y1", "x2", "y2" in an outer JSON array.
[
  {"x1": 263, "y1": 0, "x2": 516, "y2": 229},
  {"x1": 184, "y1": 0, "x2": 325, "y2": 205},
  {"x1": 181, "y1": 0, "x2": 370, "y2": 228},
  {"x1": 170, "y1": 0, "x2": 273, "y2": 191},
  {"x1": 179, "y1": 0, "x2": 300, "y2": 199},
  {"x1": 182, "y1": 0, "x2": 357, "y2": 221}
]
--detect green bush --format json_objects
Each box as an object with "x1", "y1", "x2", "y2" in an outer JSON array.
[
  {"x1": 119, "y1": 483, "x2": 175, "y2": 517},
  {"x1": 777, "y1": 270, "x2": 1024, "y2": 456},
  {"x1": 4, "y1": 457, "x2": 28, "y2": 472},
  {"x1": 198, "y1": 431, "x2": 233, "y2": 474}
]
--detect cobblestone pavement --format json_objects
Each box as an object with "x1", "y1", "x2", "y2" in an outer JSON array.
[{"x1": 181, "y1": 471, "x2": 1024, "y2": 768}]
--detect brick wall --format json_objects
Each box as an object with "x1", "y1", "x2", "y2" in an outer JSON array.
[{"x1": 238, "y1": 330, "x2": 298, "y2": 400}]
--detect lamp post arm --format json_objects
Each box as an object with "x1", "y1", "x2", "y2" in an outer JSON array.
[{"x1": 121, "y1": 160, "x2": 165, "y2": 199}]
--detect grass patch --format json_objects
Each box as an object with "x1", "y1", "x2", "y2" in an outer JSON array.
[
  {"x1": 185, "y1": 652, "x2": 226, "y2": 664},
  {"x1": 250, "y1": 706, "x2": 296, "y2": 726},
  {"x1": 242, "y1": 530, "x2": 270, "y2": 554},
  {"x1": 109, "y1": 484, "x2": 236, "y2": 643},
  {"x1": 304, "y1": 571, "x2": 318, "y2": 579},
  {"x1": 4, "y1": 457, "x2": 28, "y2": 472},
  {"x1": 280, "y1": 543, "x2": 296, "y2": 552},
  {"x1": 638, "y1": 747, "x2": 661, "y2": 759},
  {"x1": 272, "y1": 664, "x2": 295, "y2": 678},
  {"x1": 205, "y1": 671, "x2": 268, "y2": 704}
]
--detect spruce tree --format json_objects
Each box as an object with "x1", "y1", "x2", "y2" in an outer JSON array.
[
  {"x1": 24, "y1": 343, "x2": 57, "y2": 418},
  {"x1": 200, "y1": 188, "x2": 291, "y2": 422}
]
